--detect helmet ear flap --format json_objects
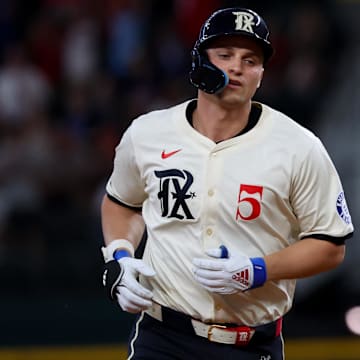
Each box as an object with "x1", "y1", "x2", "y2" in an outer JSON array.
[{"x1": 189, "y1": 46, "x2": 229, "y2": 94}]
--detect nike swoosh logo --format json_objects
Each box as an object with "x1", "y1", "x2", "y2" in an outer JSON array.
[{"x1": 161, "y1": 149, "x2": 182, "y2": 159}]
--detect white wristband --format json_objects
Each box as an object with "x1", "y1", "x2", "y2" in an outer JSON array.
[{"x1": 101, "y1": 239, "x2": 135, "y2": 262}]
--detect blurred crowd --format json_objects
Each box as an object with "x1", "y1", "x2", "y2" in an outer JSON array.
[{"x1": 0, "y1": 0, "x2": 349, "y2": 299}]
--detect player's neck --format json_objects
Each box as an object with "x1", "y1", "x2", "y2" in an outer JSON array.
[{"x1": 193, "y1": 96, "x2": 252, "y2": 143}]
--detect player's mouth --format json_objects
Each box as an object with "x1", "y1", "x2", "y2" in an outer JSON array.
[{"x1": 227, "y1": 79, "x2": 242, "y2": 88}]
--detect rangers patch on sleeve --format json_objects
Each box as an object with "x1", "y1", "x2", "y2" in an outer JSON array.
[{"x1": 336, "y1": 191, "x2": 352, "y2": 224}]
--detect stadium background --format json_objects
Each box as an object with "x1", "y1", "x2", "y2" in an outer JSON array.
[{"x1": 0, "y1": 0, "x2": 359, "y2": 359}]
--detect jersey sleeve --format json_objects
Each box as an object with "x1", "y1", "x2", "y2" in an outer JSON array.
[
  {"x1": 290, "y1": 137, "x2": 353, "y2": 239},
  {"x1": 105, "y1": 125, "x2": 147, "y2": 207}
]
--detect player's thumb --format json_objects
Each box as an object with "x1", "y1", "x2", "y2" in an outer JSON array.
[
  {"x1": 205, "y1": 245, "x2": 229, "y2": 259},
  {"x1": 133, "y1": 259, "x2": 156, "y2": 278}
]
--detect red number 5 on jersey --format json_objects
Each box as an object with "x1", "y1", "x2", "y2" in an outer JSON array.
[{"x1": 236, "y1": 184, "x2": 263, "y2": 221}]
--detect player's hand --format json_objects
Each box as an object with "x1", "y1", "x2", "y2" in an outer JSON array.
[
  {"x1": 103, "y1": 257, "x2": 156, "y2": 313},
  {"x1": 192, "y1": 247, "x2": 267, "y2": 294}
]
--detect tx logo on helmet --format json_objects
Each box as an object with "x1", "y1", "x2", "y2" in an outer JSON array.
[{"x1": 232, "y1": 11, "x2": 257, "y2": 33}]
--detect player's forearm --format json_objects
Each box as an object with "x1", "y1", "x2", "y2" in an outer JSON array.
[
  {"x1": 264, "y1": 238, "x2": 345, "y2": 281},
  {"x1": 101, "y1": 194, "x2": 145, "y2": 249}
]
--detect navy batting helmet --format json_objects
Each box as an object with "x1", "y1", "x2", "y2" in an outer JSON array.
[{"x1": 189, "y1": 8, "x2": 274, "y2": 94}]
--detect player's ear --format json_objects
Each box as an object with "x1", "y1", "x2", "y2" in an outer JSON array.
[{"x1": 257, "y1": 68, "x2": 264, "y2": 88}]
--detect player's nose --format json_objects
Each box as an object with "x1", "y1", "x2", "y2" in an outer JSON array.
[{"x1": 228, "y1": 58, "x2": 243, "y2": 75}]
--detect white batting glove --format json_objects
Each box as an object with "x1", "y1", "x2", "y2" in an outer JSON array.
[
  {"x1": 192, "y1": 246, "x2": 267, "y2": 294},
  {"x1": 115, "y1": 257, "x2": 156, "y2": 313},
  {"x1": 102, "y1": 239, "x2": 156, "y2": 313}
]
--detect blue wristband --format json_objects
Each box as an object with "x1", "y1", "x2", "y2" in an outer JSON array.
[
  {"x1": 113, "y1": 249, "x2": 131, "y2": 261},
  {"x1": 250, "y1": 257, "x2": 267, "y2": 289}
]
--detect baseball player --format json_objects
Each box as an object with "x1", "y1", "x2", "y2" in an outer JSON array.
[{"x1": 101, "y1": 7, "x2": 354, "y2": 360}]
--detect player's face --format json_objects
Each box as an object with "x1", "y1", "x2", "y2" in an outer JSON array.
[{"x1": 206, "y1": 36, "x2": 264, "y2": 106}]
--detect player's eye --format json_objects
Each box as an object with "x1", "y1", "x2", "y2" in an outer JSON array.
[
  {"x1": 218, "y1": 53, "x2": 231, "y2": 59},
  {"x1": 243, "y1": 55, "x2": 263, "y2": 66},
  {"x1": 213, "y1": 48, "x2": 232, "y2": 59},
  {"x1": 243, "y1": 58, "x2": 255, "y2": 65}
]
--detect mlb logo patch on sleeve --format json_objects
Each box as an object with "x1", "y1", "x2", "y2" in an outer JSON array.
[{"x1": 336, "y1": 191, "x2": 352, "y2": 224}]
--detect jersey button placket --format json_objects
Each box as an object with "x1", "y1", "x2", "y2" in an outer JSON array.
[{"x1": 203, "y1": 149, "x2": 221, "y2": 249}]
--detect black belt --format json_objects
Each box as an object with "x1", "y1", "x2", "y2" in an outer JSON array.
[{"x1": 145, "y1": 303, "x2": 282, "y2": 346}]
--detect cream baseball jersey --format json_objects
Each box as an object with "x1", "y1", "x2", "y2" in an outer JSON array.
[{"x1": 106, "y1": 100, "x2": 353, "y2": 326}]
